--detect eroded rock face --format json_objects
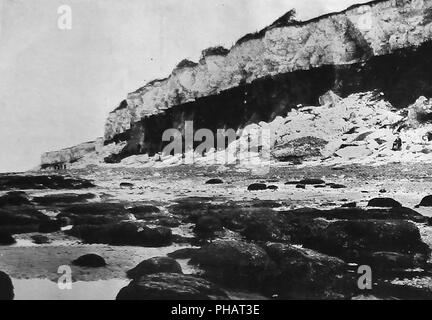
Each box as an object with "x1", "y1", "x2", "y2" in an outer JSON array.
[
  {"x1": 116, "y1": 273, "x2": 228, "y2": 300},
  {"x1": 105, "y1": 0, "x2": 432, "y2": 142}
]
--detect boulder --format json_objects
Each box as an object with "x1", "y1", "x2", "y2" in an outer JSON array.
[
  {"x1": 417, "y1": 195, "x2": 432, "y2": 207},
  {"x1": 205, "y1": 179, "x2": 224, "y2": 184},
  {"x1": 31, "y1": 235, "x2": 50, "y2": 244},
  {"x1": 309, "y1": 220, "x2": 431, "y2": 263},
  {"x1": 120, "y1": 182, "x2": 134, "y2": 188},
  {"x1": 406, "y1": 96, "x2": 432, "y2": 128},
  {"x1": 247, "y1": 183, "x2": 267, "y2": 191},
  {"x1": 127, "y1": 257, "x2": 182, "y2": 280},
  {"x1": 0, "y1": 231, "x2": 16, "y2": 245},
  {"x1": 0, "y1": 191, "x2": 31, "y2": 207},
  {"x1": 299, "y1": 178, "x2": 326, "y2": 185},
  {"x1": 66, "y1": 222, "x2": 172, "y2": 247},
  {"x1": 271, "y1": 136, "x2": 327, "y2": 162},
  {"x1": 0, "y1": 271, "x2": 14, "y2": 300},
  {"x1": 264, "y1": 242, "x2": 352, "y2": 299},
  {"x1": 190, "y1": 240, "x2": 276, "y2": 291},
  {"x1": 72, "y1": 254, "x2": 106, "y2": 267},
  {"x1": 367, "y1": 198, "x2": 402, "y2": 208},
  {"x1": 128, "y1": 205, "x2": 161, "y2": 220},
  {"x1": 116, "y1": 273, "x2": 228, "y2": 300},
  {"x1": 58, "y1": 203, "x2": 130, "y2": 225}
]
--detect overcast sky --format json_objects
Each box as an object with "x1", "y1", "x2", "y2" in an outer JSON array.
[{"x1": 0, "y1": 0, "x2": 363, "y2": 172}]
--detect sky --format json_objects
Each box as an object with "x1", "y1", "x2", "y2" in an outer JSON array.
[{"x1": 0, "y1": 0, "x2": 363, "y2": 173}]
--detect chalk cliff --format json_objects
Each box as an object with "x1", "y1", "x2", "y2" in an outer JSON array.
[{"x1": 104, "y1": 0, "x2": 432, "y2": 143}]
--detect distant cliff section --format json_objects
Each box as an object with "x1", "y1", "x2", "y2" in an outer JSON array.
[{"x1": 104, "y1": 0, "x2": 432, "y2": 143}]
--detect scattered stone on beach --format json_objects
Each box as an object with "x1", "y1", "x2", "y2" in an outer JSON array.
[
  {"x1": 190, "y1": 240, "x2": 276, "y2": 291},
  {"x1": 168, "y1": 248, "x2": 200, "y2": 259},
  {"x1": 0, "y1": 231, "x2": 16, "y2": 245},
  {"x1": 367, "y1": 197, "x2": 402, "y2": 208},
  {"x1": 247, "y1": 183, "x2": 267, "y2": 191},
  {"x1": 120, "y1": 182, "x2": 134, "y2": 188},
  {"x1": 417, "y1": 195, "x2": 432, "y2": 207},
  {"x1": 31, "y1": 235, "x2": 51, "y2": 244},
  {"x1": 0, "y1": 191, "x2": 31, "y2": 207},
  {"x1": 263, "y1": 242, "x2": 352, "y2": 299},
  {"x1": 72, "y1": 253, "x2": 107, "y2": 268},
  {"x1": 205, "y1": 178, "x2": 224, "y2": 184},
  {"x1": 137, "y1": 226, "x2": 173, "y2": 247},
  {"x1": 0, "y1": 174, "x2": 95, "y2": 190},
  {"x1": 327, "y1": 183, "x2": 346, "y2": 189},
  {"x1": 267, "y1": 185, "x2": 278, "y2": 190},
  {"x1": 32, "y1": 193, "x2": 96, "y2": 205},
  {"x1": 0, "y1": 271, "x2": 14, "y2": 300},
  {"x1": 116, "y1": 273, "x2": 229, "y2": 300},
  {"x1": 296, "y1": 184, "x2": 306, "y2": 189},
  {"x1": 0, "y1": 206, "x2": 50, "y2": 234},
  {"x1": 194, "y1": 215, "x2": 223, "y2": 236},
  {"x1": 127, "y1": 257, "x2": 183, "y2": 280}
]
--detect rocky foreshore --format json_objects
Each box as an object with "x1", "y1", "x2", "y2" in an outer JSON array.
[{"x1": 1, "y1": 163, "x2": 432, "y2": 300}]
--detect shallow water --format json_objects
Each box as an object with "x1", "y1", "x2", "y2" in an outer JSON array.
[{"x1": 13, "y1": 278, "x2": 129, "y2": 300}]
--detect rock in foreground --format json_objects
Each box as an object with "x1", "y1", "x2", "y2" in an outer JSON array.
[
  {"x1": 116, "y1": 273, "x2": 229, "y2": 300},
  {"x1": 127, "y1": 257, "x2": 182, "y2": 280},
  {"x1": 0, "y1": 271, "x2": 14, "y2": 300}
]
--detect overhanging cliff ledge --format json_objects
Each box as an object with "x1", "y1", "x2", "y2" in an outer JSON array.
[{"x1": 105, "y1": 0, "x2": 432, "y2": 144}]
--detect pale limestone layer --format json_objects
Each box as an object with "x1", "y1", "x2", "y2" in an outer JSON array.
[
  {"x1": 104, "y1": 0, "x2": 432, "y2": 141},
  {"x1": 41, "y1": 139, "x2": 104, "y2": 166}
]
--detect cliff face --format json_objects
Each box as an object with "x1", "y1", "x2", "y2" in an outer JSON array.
[
  {"x1": 104, "y1": 0, "x2": 432, "y2": 142},
  {"x1": 41, "y1": 139, "x2": 103, "y2": 169}
]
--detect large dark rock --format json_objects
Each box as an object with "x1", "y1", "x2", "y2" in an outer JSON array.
[
  {"x1": 309, "y1": 220, "x2": 431, "y2": 263},
  {"x1": 127, "y1": 257, "x2": 182, "y2": 280},
  {"x1": 264, "y1": 242, "x2": 352, "y2": 299},
  {"x1": 0, "y1": 174, "x2": 94, "y2": 190},
  {"x1": 31, "y1": 235, "x2": 50, "y2": 244},
  {"x1": 365, "y1": 251, "x2": 429, "y2": 273},
  {"x1": 417, "y1": 195, "x2": 432, "y2": 207},
  {"x1": 247, "y1": 183, "x2": 267, "y2": 191},
  {"x1": 66, "y1": 222, "x2": 172, "y2": 247},
  {"x1": 205, "y1": 179, "x2": 223, "y2": 184},
  {"x1": 0, "y1": 206, "x2": 50, "y2": 234},
  {"x1": 32, "y1": 193, "x2": 96, "y2": 205},
  {"x1": 168, "y1": 248, "x2": 200, "y2": 259},
  {"x1": 0, "y1": 231, "x2": 16, "y2": 245},
  {"x1": 0, "y1": 271, "x2": 14, "y2": 300},
  {"x1": 194, "y1": 215, "x2": 223, "y2": 236},
  {"x1": 190, "y1": 240, "x2": 276, "y2": 291},
  {"x1": 116, "y1": 273, "x2": 229, "y2": 300},
  {"x1": 293, "y1": 207, "x2": 428, "y2": 223},
  {"x1": 367, "y1": 197, "x2": 402, "y2": 208},
  {"x1": 0, "y1": 191, "x2": 31, "y2": 207},
  {"x1": 38, "y1": 220, "x2": 62, "y2": 233},
  {"x1": 57, "y1": 203, "x2": 130, "y2": 225},
  {"x1": 72, "y1": 254, "x2": 106, "y2": 267}
]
